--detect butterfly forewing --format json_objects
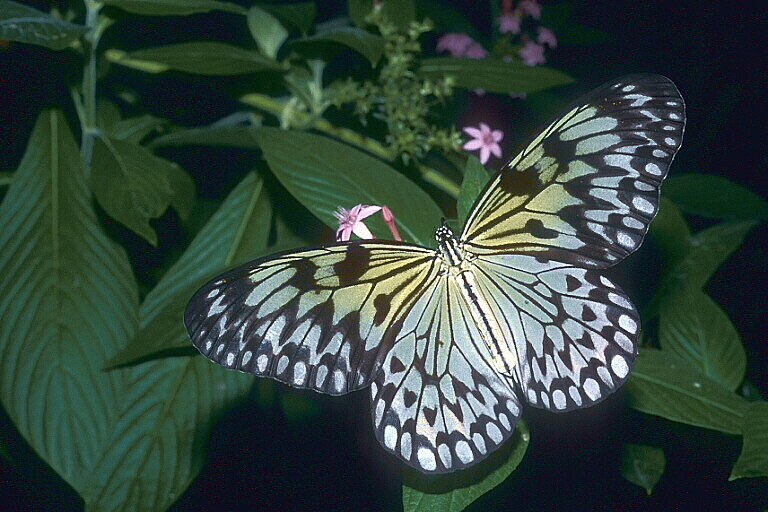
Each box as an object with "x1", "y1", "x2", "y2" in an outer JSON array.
[
  {"x1": 462, "y1": 74, "x2": 685, "y2": 268},
  {"x1": 185, "y1": 74, "x2": 686, "y2": 474},
  {"x1": 185, "y1": 242, "x2": 436, "y2": 395}
]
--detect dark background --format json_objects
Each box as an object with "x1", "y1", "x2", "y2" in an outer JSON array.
[{"x1": 1, "y1": 1, "x2": 767, "y2": 510}]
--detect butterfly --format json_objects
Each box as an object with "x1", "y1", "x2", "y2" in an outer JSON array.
[{"x1": 184, "y1": 74, "x2": 685, "y2": 473}]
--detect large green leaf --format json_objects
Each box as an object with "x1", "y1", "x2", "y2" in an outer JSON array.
[
  {"x1": 418, "y1": 57, "x2": 573, "y2": 94},
  {"x1": 91, "y1": 135, "x2": 195, "y2": 245},
  {"x1": 456, "y1": 155, "x2": 490, "y2": 226},
  {"x1": 402, "y1": 422, "x2": 529, "y2": 512},
  {"x1": 255, "y1": 127, "x2": 443, "y2": 246},
  {"x1": 626, "y1": 349, "x2": 749, "y2": 435},
  {"x1": 0, "y1": 110, "x2": 137, "y2": 500},
  {"x1": 106, "y1": 43, "x2": 284, "y2": 75},
  {"x1": 649, "y1": 220, "x2": 756, "y2": 316},
  {"x1": 649, "y1": 196, "x2": 691, "y2": 269},
  {"x1": 664, "y1": 174, "x2": 768, "y2": 220},
  {"x1": 294, "y1": 27, "x2": 385, "y2": 65},
  {"x1": 107, "y1": 172, "x2": 272, "y2": 366},
  {"x1": 0, "y1": 0, "x2": 87, "y2": 51},
  {"x1": 659, "y1": 288, "x2": 746, "y2": 391},
  {"x1": 730, "y1": 401, "x2": 768, "y2": 480},
  {"x1": 247, "y1": 6, "x2": 288, "y2": 60},
  {"x1": 103, "y1": 0, "x2": 246, "y2": 16}
]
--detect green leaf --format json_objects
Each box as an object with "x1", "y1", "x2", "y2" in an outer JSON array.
[
  {"x1": 109, "y1": 114, "x2": 166, "y2": 143},
  {"x1": 626, "y1": 349, "x2": 750, "y2": 435},
  {"x1": 730, "y1": 401, "x2": 768, "y2": 480},
  {"x1": 106, "y1": 43, "x2": 284, "y2": 75},
  {"x1": 247, "y1": 6, "x2": 289, "y2": 60},
  {"x1": 456, "y1": 156, "x2": 490, "y2": 226},
  {"x1": 261, "y1": 1, "x2": 317, "y2": 35},
  {"x1": 0, "y1": 0, "x2": 87, "y2": 50},
  {"x1": 296, "y1": 27, "x2": 385, "y2": 65},
  {"x1": 649, "y1": 196, "x2": 691, "y2": 269},
  {"x1": 254, "y1": 127, "x2": 443, "y2": 247},
  {"x1": 348, "y1": 0, "x2": 373, "y2": 28},
  {"x1": 0, "y1": 109, "x2": 138, "y2": 498},
  {"x1": 152, "y1": 126, "x2": 263, "y2": 148},
  {"x1": 664, "y1": 174, "x2": 768, "y2": 220},
  {"x1": 103, "y1": 0, "x2": 246, "y2": 16},
  {"x1": 107, "y1": 173, "x2": 272, "y2": 367},
  {"x1": 620, "y1": 444, "x2": 666, "y2": 495},
  {"x1": 659, "y1": 288, "x2": 746, "y2": 391},
  {"x1": 402, "y1": 422, "x2": 529, "y2": 512},
  {"x1": 418, "y1": 57, "x2": 574, "y2": 94},
  {"x1": 91, "y1": 135, "x2": 195, "y2": 245},
  {"x1": 654, "y1": 220, "x2": 756, "y2": 309}
]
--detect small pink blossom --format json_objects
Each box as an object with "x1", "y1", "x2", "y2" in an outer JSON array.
[
  {"x1": 380, "y1": 205, "x2": 402, "y2": 241},
  {"x1": 463, "y1": 123, "x2": 503, "y2": 164},
  {"x1": 498, "y1": 13, "x2": 521, "y2": 35},
  {"x1": 518, "y1": 0, "x2": 542, "y2": 19},
  {"x1": 520, "y1": 41, "x2": 546, "y2": 66},
  {"x1": 436, "y1": 33, "x2": 475, "y2": 57},
  {"x1": 334, "y1": 204, "x2": 381, "y2": 241},
  {"x1": 537, "y1": 27, "x2": 558, "y2": 48},
  {"x1": 464, "y1": 42, "x2": 488, "y2": 59}
]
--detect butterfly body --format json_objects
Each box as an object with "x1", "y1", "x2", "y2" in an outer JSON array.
[{"x1": 185, "y1": 74, "x2": 685, "y2": 473}]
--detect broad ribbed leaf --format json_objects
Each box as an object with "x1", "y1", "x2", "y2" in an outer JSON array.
[
  {"x1": 247, "y1": 6, "x2": 288, "y2": 60},
  {"x1": 255, "y1": 127, "x2": 443, "y2": 246},
  {"x1": 106, "y1": 43, "x2": 284, "y2": 75},
  {"x1": 296, "y1": 27, "x2": 384, "y2": 65},
  {"x1": 730, "y1": 401, "x2": 768, "y2": 480},
  {"x1": 91, "y1": 135, "x2": 195, "y2": 245},
  {"x1": 626, "y1": 349, "x2": 749, "y2": 435},
  {"x1": 107, "y1": 173, "x2": 272, "y2": 366},
  {"x1": 457, "y1": 156, "x2": 490, "y2": 226},
  {"x1": 660, "y1": 288, "x2": 746, "y2": 391},
  {"x1": 649, "y1": 196, "x2": 691, "y2": 268},
  {"x1": 620, "y1": 444, "x2": 666, "y2": 495},
  {"x1": 0, "y1": 0, "x2": 87, "y2": 50},
  {"x1": 649, "y1": 220, "x2": 756, "y2": 316},
  {"x1": 418, "y1": 57, "x2": 573, "y2": 94},
  {"x1": 664, "y1": 174, "x2": 768, "y2": 220},
  {"x1": 103, "y1": 0, "x2": 246, "y2": 16},
  {"x1": 402, "y1": 423, "x2": 529, "y2": 512},
  {"x1": 0, "y1": 110, "x2": 137, "y2": 493},
  {"x1": 261, "y1": 1, "x2": 316, "y2": 35}
]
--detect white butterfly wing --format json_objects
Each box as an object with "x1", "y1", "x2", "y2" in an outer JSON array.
[
  {"x1": 463, "y1": 74, "x2": 685, "y2": 268},
  {"x1": 185, "y1": 242, "x2": 436, "y2": 395},
  {"x1": 468, "y1": 253, "x2": 638, "y2": 411},
  {"x1": 370, "y1": 271, "x2": 521, "y2": 472}
]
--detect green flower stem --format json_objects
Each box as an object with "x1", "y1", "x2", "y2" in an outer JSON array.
[
  {"x1": 240, "y1": 93, "x2": 396, "y2": 161},
  {"x1": 241, "y1": 93, "x2": 463, "y2": 198},
  {"x1": 418, "y1": 164, "x2": 460, "y2": 198}
]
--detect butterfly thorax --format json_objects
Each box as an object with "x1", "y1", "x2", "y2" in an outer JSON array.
[{"x1": 435, "y1": 225, "x2": 518, "y2": 376}]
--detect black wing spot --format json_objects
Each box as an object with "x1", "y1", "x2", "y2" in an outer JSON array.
[
  {"x1": 499, "y1": 166, "x2": 541, "y2": 195},
  {"x1": 334, "y1": 243, "x2": 371, "y2": 286},
  {"x1": 526, "y1": 218, "x2": 559, "y2": 239},
  {"x1": 373, "y1": 293, "x2": 391, "y2": 326}
]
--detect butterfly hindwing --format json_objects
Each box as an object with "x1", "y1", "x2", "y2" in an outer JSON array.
[
  {"x1": 370, "y1": 271, "x2": 521, "y2": 472},
  {"x1": 469, "y1": 253, "x2": 639, "y2": 411},
  {"x1": 184, "y1": 242, "x2": 436, "y2": 395},
  {"x1": 462, "y1": 74, "x2": 685, "y2": 268}
]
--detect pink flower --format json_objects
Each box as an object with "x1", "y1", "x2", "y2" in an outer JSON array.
[
  {"x1": 334, "y1": 204, "x2": 381, "y2": 241},
  {"x1": 334, "y1": 204, "x2": 402, "y2": 241},
  {"x1": 538, "y1": 27, "x2": 558, "y2": 48},
  {"x1": 520, "y1": 41, "x2": 546, "y2": 66},
  {"x1": 498, "y1": 13, "x2": 521, "y2": 35},
  {"x1": 463, "y1": 123, "x2": 503, "y2": 164},
  {"x1": 436, "y1": 33, "x2": 475, "y2": 57},
  {"x1": 518, "y1": 0, "x2": 541, "y2": 19},
  {"x1": 464, "y1": 42, "x2": 488, "y2": 59}
]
